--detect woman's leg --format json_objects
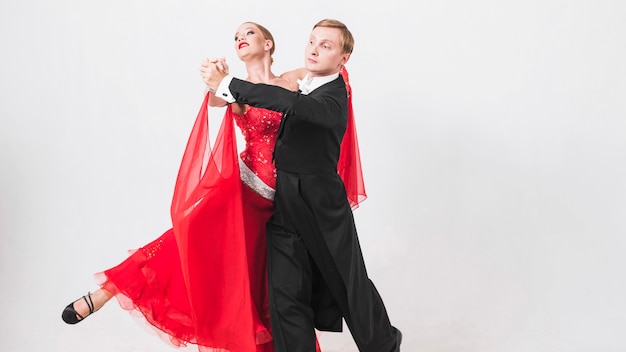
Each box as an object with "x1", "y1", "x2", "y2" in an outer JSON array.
[{"x1": 61, "y1": 286, "x2": 115, "y2": 323}]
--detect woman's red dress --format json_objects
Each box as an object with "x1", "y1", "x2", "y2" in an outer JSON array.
[{"x1": 95, "y1": 68, "x2": 364, "y2": 352}]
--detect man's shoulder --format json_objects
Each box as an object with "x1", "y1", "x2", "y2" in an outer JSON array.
[{"x1": 313, "y1": 77, "x2": 347, "y2": 98}]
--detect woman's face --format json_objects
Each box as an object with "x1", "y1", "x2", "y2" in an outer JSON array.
[{"x1": 234, "y1": 23, "x2": 271, "y2": 61}]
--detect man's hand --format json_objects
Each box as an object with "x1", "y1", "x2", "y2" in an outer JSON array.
[{"x1": 199, "y1": 57, "x2": 229, "y2": 92}]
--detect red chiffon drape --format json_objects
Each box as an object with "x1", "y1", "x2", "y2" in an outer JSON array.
[
  {"x1": 338, "y1": 67, "x2": 367, "y2": 209},
  {"x1": 170, "y1": 96, "x2": 267, "y2": 351}
]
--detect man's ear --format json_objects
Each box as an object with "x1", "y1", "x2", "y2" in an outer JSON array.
[{"x1": 340, "y1": 53, "x2": 351, "y2": 66}]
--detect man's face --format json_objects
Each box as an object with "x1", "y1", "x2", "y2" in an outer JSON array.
[{"x1": 304, "y1": 26, "x2": 350, "y2": 78}]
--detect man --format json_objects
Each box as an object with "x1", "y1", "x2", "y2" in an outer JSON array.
[{"x1": 201, "y1": 19, "x2": 402, "y2": 352}]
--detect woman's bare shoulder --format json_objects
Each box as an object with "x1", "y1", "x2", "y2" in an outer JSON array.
[
  {"x1": 280, "y1": 67, "x2": 307, "y2": 91},
  {"x1": 280, "y1": 67, "x2": 307, "y2": 80}
]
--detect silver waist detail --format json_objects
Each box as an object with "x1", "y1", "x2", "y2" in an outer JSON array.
[{"x1": 239, "y1": 159, "x2": 275, "y2": 201}]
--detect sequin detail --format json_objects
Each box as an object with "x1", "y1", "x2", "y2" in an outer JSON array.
[
  {"x1": 240, "y1": 159, "x2": 275, "y2": 200},
  {"x1": 141, "y1": 238, "x2": 164, "y2": 259},
  {"x1": 233, "y1": 107, "x2": 281, "y2": 190}
]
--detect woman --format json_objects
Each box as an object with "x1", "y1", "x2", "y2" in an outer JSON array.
[{"x1": 61, "y1": 21, "x2": 364, "y2": 352}]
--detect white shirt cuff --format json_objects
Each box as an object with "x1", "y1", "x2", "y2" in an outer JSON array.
[{"x1": 214, "y1": 75, "x2": 235, "y2": 103}]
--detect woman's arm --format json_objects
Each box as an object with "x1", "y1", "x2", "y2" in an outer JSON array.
[
  {"x1": 207, "y1": 89, "x2": 228, "y2": 107},
  {"x1": 206, "y1": 89, "x2": 246, "y2": 114}
]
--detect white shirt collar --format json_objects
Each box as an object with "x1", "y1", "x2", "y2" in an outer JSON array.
[{"x1": 297, "y1": 73, "x2": 339, "y2": 95}]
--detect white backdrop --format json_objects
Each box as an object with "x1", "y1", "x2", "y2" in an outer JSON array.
[{"x1": 1, "y1": 1, "x2": 625, "y2": 351}]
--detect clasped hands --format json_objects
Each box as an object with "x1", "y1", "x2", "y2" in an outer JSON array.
[{"x1": 200, "y1": 57, "x2": 229, "y2": 93}]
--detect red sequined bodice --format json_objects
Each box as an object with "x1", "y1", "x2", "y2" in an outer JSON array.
[{"x1": 233, "y1": 106, "x2": 282, "y2": 189}]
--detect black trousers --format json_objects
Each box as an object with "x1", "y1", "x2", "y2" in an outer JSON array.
[{"x1": 266, "y1": 171, "x2": 400, "y2": 352}]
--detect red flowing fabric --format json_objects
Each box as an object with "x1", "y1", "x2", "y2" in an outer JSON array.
[
  {"x1": 338, "y1": 67, "x2": 367, "y2": 208},
  {"x1": 96, "y1": 101, "x2": 273, "y2": 351},
  {"x1": 170, "y1": 95, "x2": 265, "y2": 351}
]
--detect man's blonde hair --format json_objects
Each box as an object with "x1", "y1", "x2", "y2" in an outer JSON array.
[{"x1": 313, "y1": 19, "x2": 354, "y2": 54}]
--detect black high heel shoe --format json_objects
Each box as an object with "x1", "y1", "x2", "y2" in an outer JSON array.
[{"x1": 62, "y1": 292, "x2": 95, "y2": 324}]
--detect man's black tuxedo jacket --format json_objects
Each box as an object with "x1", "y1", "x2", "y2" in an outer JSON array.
[{"x1": 228, "y1": 76, "x2": 383, "y2": 334}]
